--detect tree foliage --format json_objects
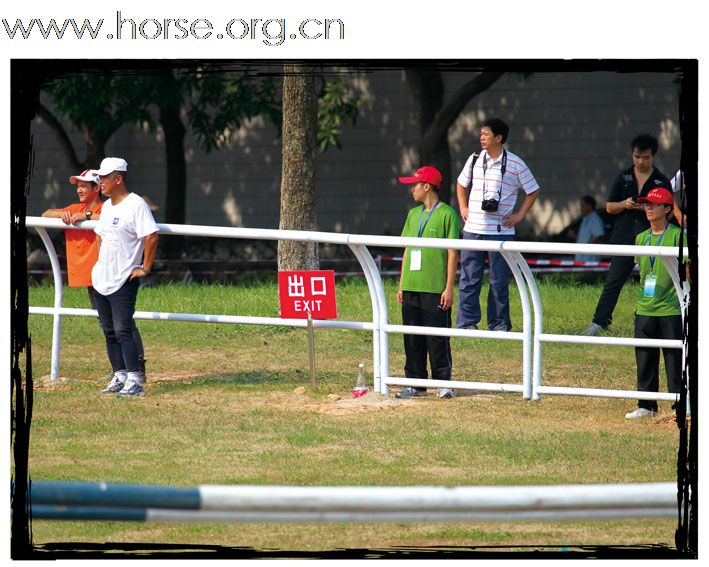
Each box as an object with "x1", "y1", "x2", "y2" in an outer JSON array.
[
  {"x1": 39, "y1": 66, "x2": 361, "y2": 230},
  {"x1": 316, "y1": 78, "x2": 360, "y2": 152}
]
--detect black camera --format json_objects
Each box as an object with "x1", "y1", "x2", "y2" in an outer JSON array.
[{"x1": 481, "y1": 199, "x2": 499, "y2": 212}]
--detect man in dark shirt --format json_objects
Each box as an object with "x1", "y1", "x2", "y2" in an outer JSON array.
[{"x1": 583, "y1": 134, "x2": 671, "y2": 335}]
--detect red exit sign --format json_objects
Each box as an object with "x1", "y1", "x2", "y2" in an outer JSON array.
[{"x1": 278, "y1": 270, "x2": 338, "y2": 319}]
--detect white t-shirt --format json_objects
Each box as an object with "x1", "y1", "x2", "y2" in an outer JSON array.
[
  {"x1": 457, "y1": 149, "x2": 540, "y2": 235},
  {"x1": 92, "y1": 193, "x2": 158, "y2": 295}
]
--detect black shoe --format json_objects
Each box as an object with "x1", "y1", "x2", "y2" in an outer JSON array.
[{"x1": 395, "y1": 387, "x2": 428, "y2": 399}]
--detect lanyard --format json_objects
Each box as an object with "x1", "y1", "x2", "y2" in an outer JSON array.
[
  {"x1": 647, "y1": 226, "x2": 667, "y2": 271},
  {"x1": 417, "y1": 201, "x2": 440, "y2": 237}
]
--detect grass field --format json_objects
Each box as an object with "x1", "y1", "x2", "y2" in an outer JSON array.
[{"x1": 18, "y1": 276, "x2": 683, "y2": 555}]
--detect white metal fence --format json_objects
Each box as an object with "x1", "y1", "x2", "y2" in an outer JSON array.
[{"x1": 26, "y1": 217, "x2": 688, "y2": 404}]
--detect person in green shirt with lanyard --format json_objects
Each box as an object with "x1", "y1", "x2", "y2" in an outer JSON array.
[
  {"x1": 625, "y1": 187, "x2": 684, "y2": 419},
  {"x1": 395, "y1": 166, "x2": 461, "y2": 400}
]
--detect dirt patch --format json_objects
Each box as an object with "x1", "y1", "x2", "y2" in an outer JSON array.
[
  {"x1": 230, "y1": 388, "x2": 411, "y2": 416},
  {"x1": 248, "y1": 388, "x2": 499, "y2": 416},
  {"x1": 147, "y1": 371, "x2": 209, "y2": 383}
]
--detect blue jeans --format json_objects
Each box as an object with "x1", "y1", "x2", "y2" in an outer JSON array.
[
  {"x1": 95, "y1": 278, "x2": 141, "y2": 373},
  {"x1": 456, "y1": 231, "x2": 513, "y2": 330},
  {"x1": 88, "y1": 285, "x2": 144, "y2": 359}
]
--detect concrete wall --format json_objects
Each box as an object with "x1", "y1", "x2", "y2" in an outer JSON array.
[{"x1": 27, "y1": 68, "x2": 682, "y2": 240}]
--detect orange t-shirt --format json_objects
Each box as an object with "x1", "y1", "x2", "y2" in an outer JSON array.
[{"x1": 60, "y1": 202, "x2": 103, "y2": 287}]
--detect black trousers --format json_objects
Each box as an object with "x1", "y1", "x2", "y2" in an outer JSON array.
[
  {"x1": 88, "y1": 285, "x2": 144, "y2": 361},
  {"x1": 634, "y1": 314, "x2": 682, "y2": 411},
  {"x1": 402, "y1": 291, "x2": 452, "y2": 390},
  {"x1": 95, "y1": 278, "x2": 142, "y2": 373},
  {"x1": 592, "y1": 255, "x2": 636, "y2": 328}
]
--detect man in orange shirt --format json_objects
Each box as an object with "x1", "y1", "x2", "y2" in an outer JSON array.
[
  {"x1": 42, "y1": 168, "x2": 146, "y2": 373},
  {"x1": 42, "y1": 169, "x2": 104, "y2": 306}
]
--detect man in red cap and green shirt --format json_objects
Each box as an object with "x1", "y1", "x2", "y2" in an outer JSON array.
[
  {"x1": 395, "y1": 166, "x2": 461, "y2": 399},
  {"x1": 625, "y1": 187, "x2": 686, "y2": 419}
]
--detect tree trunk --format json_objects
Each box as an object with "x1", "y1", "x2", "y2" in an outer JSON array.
[
  {"x1": 406, "y1": 70, "x2": 452, "y2": 203},
  {"x1": 405, "y1": 70, "x2": 505, "y2": 205},
  {"x1": 159, "y1": 99, "x2": 187, "y2": 227},
  {"x1": 155, "y1": 71, "x2": 188, "y2": 258},
  {"x1": 278, "y1": 64, "x2": 319, "y2": 271}
]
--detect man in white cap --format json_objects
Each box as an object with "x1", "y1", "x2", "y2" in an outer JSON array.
[
  {"x1": 42, "y1": 169, "x2": 104, "y2": 307},
  {"x1": 93, "y1": 157, "x2": 158, "y2": 397}
]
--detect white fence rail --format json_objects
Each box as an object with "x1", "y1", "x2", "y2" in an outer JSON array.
[
  {"x1": 26, "y1": 217, "x2": 688, "y2": 403},
  {"x1": 28, "y1": 480, "x2": 677, "y2": 523}
]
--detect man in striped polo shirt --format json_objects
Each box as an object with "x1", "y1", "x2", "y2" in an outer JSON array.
[{"x1": 455, "y1": 118, "x2": 540, "y2": 331}]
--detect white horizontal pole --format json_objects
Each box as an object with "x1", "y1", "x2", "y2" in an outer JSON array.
[
  {"x1": 198, "y1": 483, "x2": 674, "y2": 511},
  {"x1": 28, "y1": 480, "x2": 677, "y2": 523},
  {"x1": 540, "y1": 333, "x2": 683, "y2": 349},
  {"x1": 146, "y1": 507, "x2": 675, "y2": 523},
  {"x1": 537, "y1": 386, "x2": 679, "y2": 402},
  {"x1": 384, "y1": 377, "x2": 525, "y2": 393},
  {"x1": 27, "y1": 217, "x2": 687, "y2": 258},
  {"x1": 385, "y1": 324, "x2": 523, "y2": 341},
  {"x1": 28, "y1": 306, "x2": 374, "y2": 331}
]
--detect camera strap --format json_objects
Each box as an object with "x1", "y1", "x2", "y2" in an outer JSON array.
[{"x1": 481, "y1": 149, "x2": 507, "y2": 201}]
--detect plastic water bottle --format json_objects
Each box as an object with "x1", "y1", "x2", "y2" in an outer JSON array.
[{"x1": 352, "y1": 363, "x2": 369, "y2": 398}]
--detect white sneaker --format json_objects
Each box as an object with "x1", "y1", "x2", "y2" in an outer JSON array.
[
  {"x1": 437, "y1": 388, "x2": 455, "y2": 399},
  {"x1": 118, "y1": 371, "x2": 146, "y2": 397},
  {"x1": 100, "y1": 371, "x2": 127, "y2": 394},
  {"x1": 625, "y1": 407, "x2": 657, "y2": 419}
]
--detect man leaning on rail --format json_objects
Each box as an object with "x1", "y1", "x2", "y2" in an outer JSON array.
[{"x1": 92, "y1": 157, "x2": 158, "y2": 398}]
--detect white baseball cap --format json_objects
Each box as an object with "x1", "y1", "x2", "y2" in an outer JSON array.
[
  {"x1": 69, "y1": 169, "x2": 99, "y2": 185},
  {"x1": 95, "y1": 157, "x2": 128, "y2": 176}
]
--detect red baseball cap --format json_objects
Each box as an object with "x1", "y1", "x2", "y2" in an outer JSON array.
[
  {"x1": 69, "y1": 169, "x2": 99, "y2": 185},
  {"x1": 398, "y1": 166, "x2": 442, "y2": 187},
  {"x1": 637, "y1": 187, "x2": 673, "y2": 205}
]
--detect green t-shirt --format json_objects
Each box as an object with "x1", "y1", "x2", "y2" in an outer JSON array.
[
  {"x1": 634, "y1": 223, "x2": 684, "y2": 317},
  {"x1": 400, "y1": 201, "x2": 461, "y2": 293}
]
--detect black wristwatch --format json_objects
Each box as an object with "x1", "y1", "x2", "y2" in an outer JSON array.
[{"x1": 85, "y1": 211, "x2": 92, "y2": 220}]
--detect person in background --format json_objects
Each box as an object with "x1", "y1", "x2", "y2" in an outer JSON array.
[
  {"x1": 93, "y1": 157, "x2": 158, "y2": 397},
  {"x1": 625, "y1": 188, "x2": 685, "y2": 419},
  {"x1": 582, "y1": 134, "x2": 671, "y2": 336},
  {"x1": 395, "y1": 166, "x2": 460, "y2": 400},
  {"x1": 567, "y1": 195, "x2": 605, "y2": 263}
]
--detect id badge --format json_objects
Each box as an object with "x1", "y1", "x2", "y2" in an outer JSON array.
[
  {"x1": 409, "y1": 249, "x2": 422, "y2": 271},
  {"x1": 643, "y1": 274, "x2": 657, "y2": 298}
]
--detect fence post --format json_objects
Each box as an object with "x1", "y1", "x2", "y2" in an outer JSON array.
[
  {"x1": 508, "y1": 252, "x2": 544, "y2": 401},
  {"x1": 348, "y1": 243, "x2": 389, "y2": 393},
  {"x1": 500, "y1": 250, "x2": 533, "y2": 399},
  {"x1": 34, "y1": 227, "x2": 64, "y2": 381}
]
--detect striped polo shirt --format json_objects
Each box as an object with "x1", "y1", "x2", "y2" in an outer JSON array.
[{"x1": 457, "y1": 149, "x2": 540, "y2": 235}]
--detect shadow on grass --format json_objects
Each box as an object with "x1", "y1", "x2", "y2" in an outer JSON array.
[
  {"x1": 30, "y1": 542, "x2": 689, "y2": 559},
  {"x1": 155, "y1": 370, "x2": 314, "y2": 388},
  {"x1": 158, "y1": 369, "x2": 353, "y2": 388}
]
